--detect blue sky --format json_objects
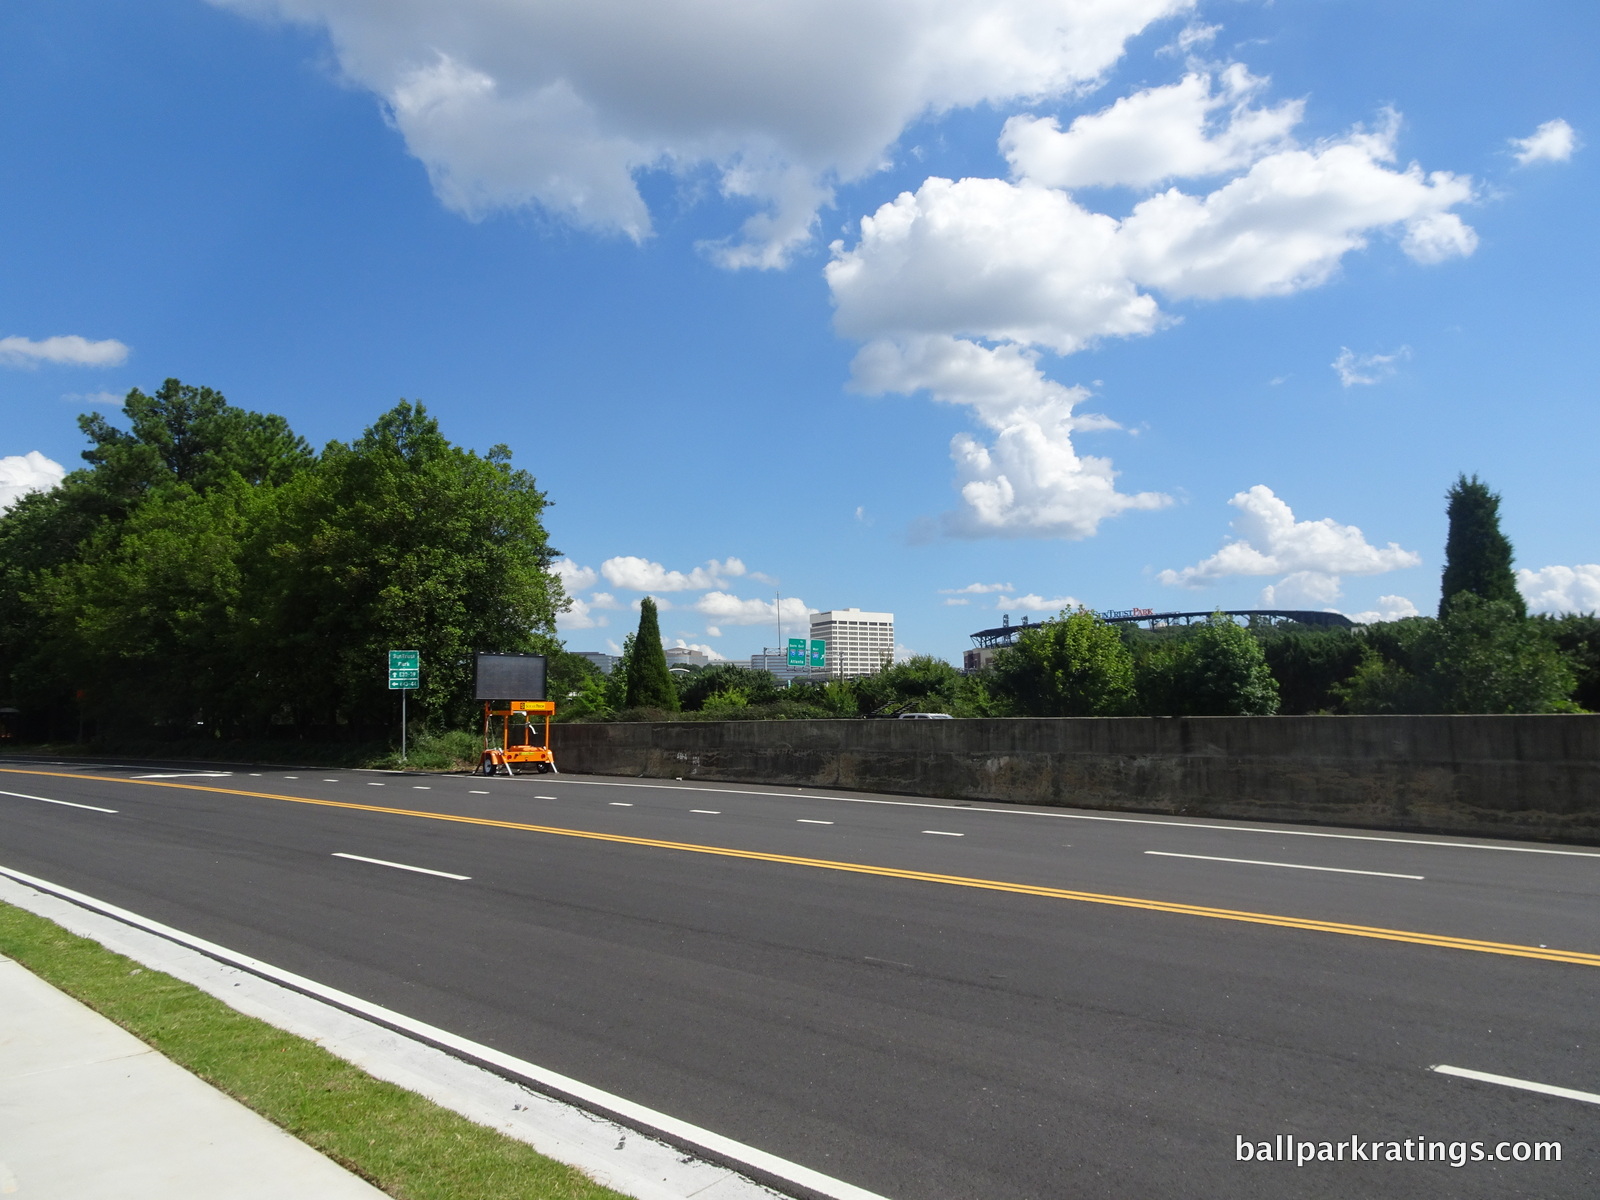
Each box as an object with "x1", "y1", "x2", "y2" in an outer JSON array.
[{"x1": 3, "y1": 0, "x2": 1597, "y2": 663}]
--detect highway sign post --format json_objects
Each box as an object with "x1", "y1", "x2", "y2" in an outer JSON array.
[{"x1": 389, "y1": 650, "x2": 419, "y2": 761}]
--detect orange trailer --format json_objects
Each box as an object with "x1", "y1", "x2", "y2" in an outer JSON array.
[{"x1": 479, "y1": 699, "x2": 557, "y2": 775}]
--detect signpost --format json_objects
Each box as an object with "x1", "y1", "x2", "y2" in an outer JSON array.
[
  {"x1": 786, "y1": 637, "x2": 806, "y2": 668},
  {"x1": 388, "y1": 650, "x2": 419, "y2": 761}
]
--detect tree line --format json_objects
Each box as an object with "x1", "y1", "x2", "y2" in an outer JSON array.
[
  {"x1": 573, "y1": 475, "x2": 1595, "y2": 722},
  {"x1": 0, "y1": 380, "x2": 579, "y2": 741}
]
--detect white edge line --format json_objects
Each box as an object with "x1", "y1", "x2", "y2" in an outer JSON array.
[
  {"x1": 0, "y1": 862, "x2": 893, "y2": 1200},
  {"x1": 0, "y1": 789, "x2": 118, "y2": 814},
  {"x1": 551, "y1": 779, "x2": 1600, "y2": 857},
  {"x1": 1431, "y1": 1065, "x2": 1600, "y2": 1106},
  {"x1": 1143, "y1": 851, "x2": 1424, "y2": 880},
  {"x1": 331, "y1": 853, "x2": 471, "y2": 881},
  {"x1": 132, "y1": 772, "x2": 233, "y2": 779},
  {"x1": 921, "y1": 831, "x2": 963, "y2": 837}
]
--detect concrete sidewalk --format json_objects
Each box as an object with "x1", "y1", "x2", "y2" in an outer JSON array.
[{"x1": 0, "y1": 953, "x2": 388, "y2": 1199}]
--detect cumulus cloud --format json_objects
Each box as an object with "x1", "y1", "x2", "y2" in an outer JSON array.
[
  {"x1": 667, "y1": 639, "x2": 727, "y2": 661},
  {"x1": 692, "y1": 592, "x2": 815, "y2": 628},
  {"x1": 557, "y1": 595, "x2": 608, "y2": 631},
  {"x1": 213, "y1": 0, "x2": 1190, "y2": 267},
  {"x1": 1346, "y1": 595, "x2": 1422, "y2": 625},
  {"x1": 849, "y1": 335, "x2": 1169, "y2": 538},
  {"x1": 1333, "y1": 345, "x2": 1410, "y2": 387},
  {"x1": 600, "y1": 555, "x2": 746, "y2": 592},
  {"x1": 0, "y1": 451, "x2": 67, "y2": 510},
  {"x1": 1159, "y1": 486, "x2": 1420, "y2": 605},
  {"x1": 1518, "y1": 564, "x2": 1600, "y2": 615},
  {"x1": 827, "y1": 66, "x2": 1475, "y2": 539},
  {"x1": 551, "y1": 559, "x2": 598, "y2": 593},
  {"x1": 1010, "y1": 592, "x2": 1081, "y2": 612},
  {"x1": 61, "y1": 390, "x2": 127, "y2": 408},
  {"x1": 1000, "y1": 65, "x2": 1301, "y2": 189},
  {"x1": 939, "y1": 582, "x2": 1015, "y2": 595},
  {"x1": 1510, "y1": 119, "x2": 1578, "y2": 166},
  {"x1": 0, "y1": 335, "x2": 129, "y2": 369}
]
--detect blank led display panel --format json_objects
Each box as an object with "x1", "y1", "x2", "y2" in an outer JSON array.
[{"x1": 474, "y1": 652, "x2": 547, "y2": 701}]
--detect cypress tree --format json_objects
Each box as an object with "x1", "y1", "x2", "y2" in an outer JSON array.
[
  {"x1": 1439, "y1": 474, "x2": 1524, "y2": 618},
  {"x1": 624, "y1": 597, "x2": 679, "y2": 711}
]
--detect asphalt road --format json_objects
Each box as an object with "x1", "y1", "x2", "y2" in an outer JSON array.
[{"x1": 1, "y1": 756, "x2": 1596, "y2": 1198}]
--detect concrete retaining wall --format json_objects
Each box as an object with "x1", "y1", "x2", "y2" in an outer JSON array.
[{"x1": 553, "y1": 715, "x2": 1600, "y2": 844}]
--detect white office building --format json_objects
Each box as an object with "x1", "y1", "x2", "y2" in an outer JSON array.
[{"x1": 810, "y1": 608, "x2": 895, "y2": 678}]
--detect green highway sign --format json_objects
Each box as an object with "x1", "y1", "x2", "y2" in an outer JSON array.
[
  {"x1": 786, "y1": 637, "x2": 806, "y2": 667},
  {"x1": 809, "y1": 639, "x2": 826, "y2": 667},
  {"x1": 388, "y1": 649, "x2": 419, "y2": 690}
]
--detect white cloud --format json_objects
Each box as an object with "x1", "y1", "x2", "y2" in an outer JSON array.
[
  {"x1": 826, "y1": 67, "x2": 1475, "y2": 539},
  {"x1": 1001, "y1": 65, "x2": 1301, "y2": 190},
  {"x1": 0, "y1": 335, "x2": 129, "y2": 369},
  {"x1": 1010, "y1": 593, "x2": 1081, "y2": 612},
  {"x1": 849, "y1": 334, "x2": 1170, "y2": 538},
  {"x1": 692, "y1": 592, "x2": 815, "y2": 628},
  {"x1": 1259, "y1": 571, "x2": 1342, "y2": 608},
  {"x1": 943, "y1": 597, "x2": 971, "y2": 606},
  {"x1": 214, "y1": 0, "x2": 1190, "y2": 267},
  {"x1": 599, "y1": 555, "x2": 745, "y2": 592},
  {"x1": 556, "y1": 595, "x2": 608, "y2": 631},
  {"x1": 1518, "y1": 564, "x2": 1600, "y2": 615},
  {"x1": 0, "y1": 451, "x2": 67, "y2": 510},
  {"x1": 1510, "y1": 119, "x2": 1578, "y2": 167},
  {"x1": 939, "y1": 582, "x2": 1015, "y2": 595},
  {"x1": 1159, "y1": 487, "x2": 1420, "y2": 602},
  {"x1": 667, "y1": 639, "x2": 727, "y2": 661},
  {"x1": 1346, "y1": 595, "x2": 1422, "y2": 625},
  {"x1": 1333, "y1": 345, "x2": 1410, "y2": 387},
  {"x1": 551, "y1": 559, "x2": 598, "y2": 593}
]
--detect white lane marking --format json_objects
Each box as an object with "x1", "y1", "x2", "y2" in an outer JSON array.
[
  {"x1": 412, "y1": 786, "x2": 431, "y2": 790},
  {"x1": 1431, "y1": 1065, "x2": 1600, "y2": 1106},
  {"x1": 691, "y1": 810, "x2": 721, "y2": 815},
  {"x1": 609, "y1": 802, "x2": 633, "y2": 807},
  {"x1": 922, "y1": 830, "x2": 964, "y2": 837},
  {"x1": 323, "y1": 778, "x2": 339, "y2": 782},
  {"x1": 283, "y1": 775, "x2": 299, "y2": 779},
  {"x1": 331, "y1": 853, "x2": 470, "y2": 881},
  {"x1": 133, "y1": 772, "x2": 231, "y2": 779},
  {"x1": 535, "y1": 795, "x2": 558, "y2": 800},
  {"x1": 469, "y1": 790, "x2": 490, "y2": 794},
  {"x1": 554, "y1": 779, "x2": 1600, "y2": 857},
  {"x1": 797, "y1": 819, "x2": 834, "y2": 825},
  {"x1": 1144, "y1": 851, "x2": 1423, "y2": 879},
  {"x1": 367, "y1": 782, "x2": 385, "y2": 787},
  {"x1": 249, "y1": 773, "x2": 262, "y2": 777},
  {"x1": 0, "y1": 789, "x2": 118, "y2": 814},
  {"x1": 0, "y1": 863, "x2": 893, "y2": 1200}
]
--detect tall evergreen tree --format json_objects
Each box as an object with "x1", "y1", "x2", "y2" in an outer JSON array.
[
  {"x1": 624, "y1": 597, "x2": 679, "y2": 711},
  {"x1": 1439, "y1": 474, "x2": 1524, "y2": 617}
]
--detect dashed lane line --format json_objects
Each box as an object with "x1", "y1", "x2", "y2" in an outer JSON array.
[
  {"x1": 1145, "y1": 851, "x2": 1424, "y2": 880},
  {"x1": 4, "y1": 767, "x2": 1598, "y2": 969},
  {"x1": 332, "y1": 852, "x2": 470, "y2": 881},
  {"x1": 0, "y1": 789, "x2": 117, "y2": 814}
]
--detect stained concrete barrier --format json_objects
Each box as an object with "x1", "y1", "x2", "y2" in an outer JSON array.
[{"x1": 554, "y1": 714, "x2": 1600, "y2": 844}]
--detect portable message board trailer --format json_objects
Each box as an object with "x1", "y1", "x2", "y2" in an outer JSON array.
[{"x1": 474, "y1": 652, "x2": 556, "y2": 775}]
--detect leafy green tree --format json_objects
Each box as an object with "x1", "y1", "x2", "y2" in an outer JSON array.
[
  {"x1": 989, "y1": 609, "x2": 1136, "y2": 716},
  {"x1": 604, "y1": 633, "x2": 636, "y2": 713},
  {"x1": 624, "y1": 598, "x2": 678, "y2": 711},
  {"x1": 679, "y1": 663, "x2": 780, "y2": 711},
  {"x1": 1137, "y1": 615, "x2": 1279, "y2": 716},
  {"x1": 1340, "y1": 599, "x2": 1575, "y2": 713},
  {"x1": 1262, "y1": 629, "x2": 1366, "y2": 713},
  {"x1": 1537, "y1": 613, "x2": 1600, "y2": 712},
  {"x1": 854, "y1": 654, "x2": 965, "y2": 715},
  {"x1": 1440, "y1": 474, "x2": 1524, "y2": 618}
]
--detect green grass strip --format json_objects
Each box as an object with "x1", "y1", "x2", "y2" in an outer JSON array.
[{"x1": 0, "y1": 900, "x2": 631, "y2": 1200}]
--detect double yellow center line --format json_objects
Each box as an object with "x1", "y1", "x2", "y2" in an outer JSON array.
[{"x1": 8, "y1": 767, "x2": 1599, "y2": 968}]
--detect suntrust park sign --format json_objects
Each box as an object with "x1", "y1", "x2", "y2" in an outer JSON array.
[{"x1": 1096, "y1": 607, "x2": 1154, "y2": 620}]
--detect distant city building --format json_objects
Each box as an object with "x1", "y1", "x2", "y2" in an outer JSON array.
[
  {"x1": 665, "y1": 646, "x2": 713, "y2": 670},
  {"x1": 572, "y1": 651, "x2": 620, "y2": 675},
  {"x1": 749, "y1": 647, "x2": 813, "y2": 683},
  {"x1": 810, "y1": 608, "x2": 894, "y2": 678}
]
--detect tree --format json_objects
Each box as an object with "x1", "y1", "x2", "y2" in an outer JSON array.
[
  {"x1": 1261, "y1": 629, "x2": 1366, "y2": 713},
  {"x1": 1440, "y1": 474, "x2": 1524, "y2": 618},
  {"x1": 1137, "y1": 615, "x2": 1279, "y2": 716},
  {"x1": 1538, "y1": 613, "x2": 1600, "y2": 712},
  {"x1": 989, "y1": 609, "x2": 1136, "y2": 716},
  {"x1": 623, "y1": 598, "x2": 678, "y2": 711},
  {"x1": 679, "y1": 663, "x2": 780, "y2": 711}
]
